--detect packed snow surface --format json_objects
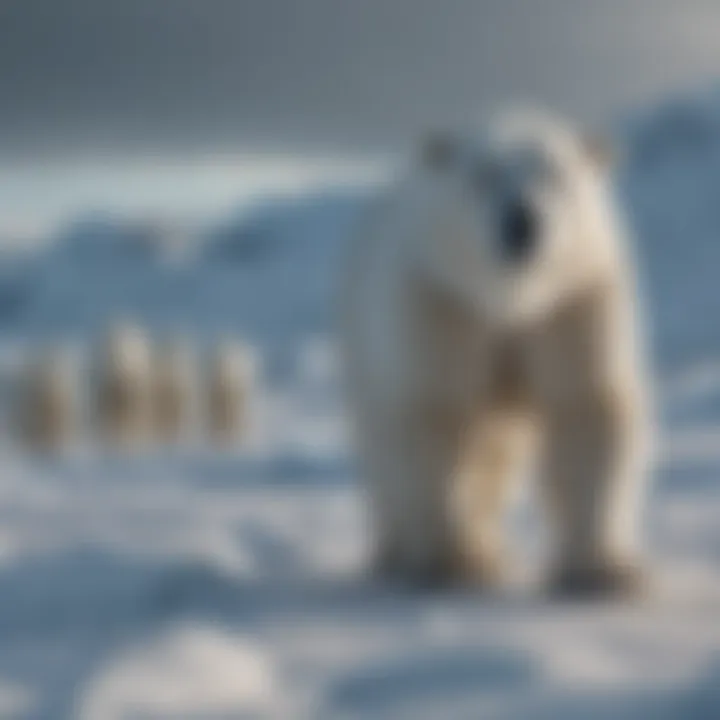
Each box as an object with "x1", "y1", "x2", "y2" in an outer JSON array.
[{"x1": 2, "y1": 94, "x2": 720, "y2": 718}]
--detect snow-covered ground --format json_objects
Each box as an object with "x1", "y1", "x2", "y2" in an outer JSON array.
[{"x1": 2, "y1": 94, "x2": 720, "y2": 719}]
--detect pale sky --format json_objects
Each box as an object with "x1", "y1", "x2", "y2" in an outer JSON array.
[
  {"x1": 0, "y1": 0, "x2": 719, "y2": 228},
  {"x1": 1, "y1": 0, "x2": 720, "y2": 157}
]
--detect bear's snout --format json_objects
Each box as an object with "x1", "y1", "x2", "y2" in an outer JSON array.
[{"x1": 499, "y1": 201, "x2": 538, "y2": 264}]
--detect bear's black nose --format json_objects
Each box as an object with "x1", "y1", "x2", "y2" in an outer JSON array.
[{"x1": 500, "y1": 202, "x2": 538, "y2": 263}]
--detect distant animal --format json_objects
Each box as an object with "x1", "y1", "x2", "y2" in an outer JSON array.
[
  {"x1": 95, "y1": 321, "x2": 154, "y2": 450},
  {"x1": 16, "y1": 345, "x2": 79, "y2": 452},
  {"x1": 206, "y1": 340, "x2": 254, "y2": 446},
  {"x1": 151, "y1": 336, "x2": 197, "y2": 444}
]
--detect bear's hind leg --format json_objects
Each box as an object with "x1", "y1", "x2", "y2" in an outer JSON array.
[{"x1": 528, "y1": 283, "x2": 651, "y2": 599}]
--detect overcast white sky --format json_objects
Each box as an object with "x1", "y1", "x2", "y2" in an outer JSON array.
[
  {"x1": 1, "y1": 0, "x2": 720, "y2": 158},
  {"x1": 0, "y1": 0, "x2": 719, "y2": 226}
]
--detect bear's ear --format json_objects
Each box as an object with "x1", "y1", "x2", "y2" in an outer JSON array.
[
  {"x1": 421, "y1": 130, "x2": 460, "y2": 172},
  {"x1": 583, "y1": 134, "x2": 615, "y2": 169}
]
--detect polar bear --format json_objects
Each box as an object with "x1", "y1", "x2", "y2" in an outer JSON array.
[
  {"x1": 206, "y1": 340, "x2": 254, "y2": 446},
  {"x1": 17, "y1": 344, "x2": 80, "y2": 452},
  {"x1": 151, "y1": 336, "x2": 197, "y2": 444},
  {"x1": 340, "y1": 110, "x2": 652, "y2": 596},
  {"x1": 95, "y1": 321, "x2": 154, "y2": 450}
]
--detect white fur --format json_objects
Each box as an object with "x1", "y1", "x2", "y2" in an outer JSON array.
[
  {"x1": 341, "y1": 110, "x2": 651, "y2": 590},
  {"x1": 17, "y1": 345, "x2": 80, "y2": 452},
  {"x1": 152, "y1": 337, "x2": 198, "y2": 444},
  {"x1": 418, "y1": 111, "x2": 628, "y2": 325},
  {"x1": 95, "y1": 321, "x2": 154, "y2": 450},
  {"x1": 206, "y1": 340, "x2": 254, "y2": 446}
]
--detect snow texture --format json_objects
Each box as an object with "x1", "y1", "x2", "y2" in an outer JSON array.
[{"x1": 1, "y1": 93, "x2": 720, "y2": 718}]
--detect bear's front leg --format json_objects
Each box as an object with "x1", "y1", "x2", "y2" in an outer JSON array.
[
  {"x1": 381, "y1": 406, "x2": 472, "y2": 588},
  {"x1": 542, "y1": 387, "x2": 649, "y2": 598}
]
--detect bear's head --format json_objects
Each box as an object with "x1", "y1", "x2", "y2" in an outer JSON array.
[{"x1": 416, "y1": 110, "x2": 624, "y2": 325}]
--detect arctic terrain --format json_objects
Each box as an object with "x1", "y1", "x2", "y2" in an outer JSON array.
[{"x1": 1, "y1": 94, "x2": 720, "y2": 719}]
